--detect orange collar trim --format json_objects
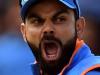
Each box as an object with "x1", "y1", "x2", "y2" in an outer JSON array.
[
  {"x1": 81, "y1": 64, "x2": 100, "y2": 75},
  {"x1": 59, "y1": 39, "x2": 84, "y2": 75}
]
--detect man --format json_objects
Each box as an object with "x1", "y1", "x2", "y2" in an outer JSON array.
[{"x1": 20, "y1": 0, "x2": 100, "y2": 75}]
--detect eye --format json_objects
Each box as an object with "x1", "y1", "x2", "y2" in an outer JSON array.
[
  {"x1": 29, "y1": 17, "x2": 44, "y2": 26},
  {"x1": 57, "y1": 17, "x2": 66, "y2": 22},
  {"x1": 54, "y1": 16, "x2": 67, "y2": 24},
  {"x1": 30, "y1": 18, "x2": 40, "y2": 24}
]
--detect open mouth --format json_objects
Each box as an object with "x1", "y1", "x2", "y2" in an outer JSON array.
[{"x1": 41, "y1": 40, "x2": 61, "y2": 62}]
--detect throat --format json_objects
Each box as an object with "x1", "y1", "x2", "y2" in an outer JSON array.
[{"x1": 41, "y1": 66, "x2": 58, "y2": 75}]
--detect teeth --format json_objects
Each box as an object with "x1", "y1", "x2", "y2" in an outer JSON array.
[{"x1": 47, "y1": 55, "x2": 56, "y2": 58}]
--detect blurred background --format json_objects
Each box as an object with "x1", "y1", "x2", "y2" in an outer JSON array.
[
  {"x1": 79, "y1": 0, "x2": 100, "y2": 55},
  {"x1": 0, "y1": 0, "x2": 99, "y2": 74},
  {"x1": 0, "y1": 0, "x2": 34, "y2": 75}
]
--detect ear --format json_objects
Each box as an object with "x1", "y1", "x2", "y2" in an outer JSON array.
[
  {"x1": 76, "y1": 17, "x2": 85, "y2": 40},
  {"x1": 21, "y1": 23, "x2": 27, "y2": 42}
]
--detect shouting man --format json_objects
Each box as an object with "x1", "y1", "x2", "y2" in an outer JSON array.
[{"x1": 19, "y1": 0, "x2": 100, "y2": 75}]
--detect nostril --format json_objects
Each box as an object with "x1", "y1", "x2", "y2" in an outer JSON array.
[
  {"x1": 44, "y1": 32, "x2": 47, "y2": 34},
  {"x1": 44, "y1": 31, "x2": 54, "y2": 34},
  {"x1": 43, "y1": 31, "x2": 54, "y2": 36},
  {"x1": 50, "y1": 31, "x2": 54, "y2": 34}
]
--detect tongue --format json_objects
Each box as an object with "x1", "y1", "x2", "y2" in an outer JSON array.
[{"x1": 45, "y1": 43, "x2": 58, "y2": 55}]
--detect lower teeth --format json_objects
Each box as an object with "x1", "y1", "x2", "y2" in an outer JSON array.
[{"x1": 48, "y1": 55, "x2": 56, "y2": 58}]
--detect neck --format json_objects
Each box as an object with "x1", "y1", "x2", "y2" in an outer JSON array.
[{"x1": 40, "y1": 57, "x2": 70, "y2": 75}]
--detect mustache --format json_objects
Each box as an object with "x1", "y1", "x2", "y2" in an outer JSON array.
[
  {"x1": 41, "y1": 34, "x2": 62, "y2": 44},
  {"x1": 39, "y1": 34, "x2": 63, "y2": 51}
]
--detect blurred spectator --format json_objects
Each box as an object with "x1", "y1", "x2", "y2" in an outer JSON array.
[{"x1": 0, "y1": 0, "x2": 34, "y2": 75}]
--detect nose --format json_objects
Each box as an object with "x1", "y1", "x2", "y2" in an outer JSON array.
[{"x1": 42, "y1": 21, "x2": 55, "y2": 36}]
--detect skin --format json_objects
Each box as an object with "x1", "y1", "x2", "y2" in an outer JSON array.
[{"x1": 21, "y1": 0, "x2": 85, "y2": 74}]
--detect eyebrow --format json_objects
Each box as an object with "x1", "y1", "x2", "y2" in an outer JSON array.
[
  {"x1": 26, "y1": 9, "x2": 70, "y2": 20},
  {"x1": 26, "y1": 13, "x2": 42, "y2": 20},
  {"x1": 52, "y1": 9, "x2": 70, "y2": 18}
]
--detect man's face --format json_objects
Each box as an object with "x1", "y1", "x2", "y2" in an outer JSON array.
[{"x1": 21, "y1": 0, "x2": 77, "y2": 67}]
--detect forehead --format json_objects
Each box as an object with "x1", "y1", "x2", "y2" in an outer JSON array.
[{"x1": 26, "y1": 0, "x2": 73, "y2": 17}]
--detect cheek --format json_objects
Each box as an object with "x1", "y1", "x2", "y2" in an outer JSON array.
[
  {"x1": 55, "y1": 25, "x2": 75, "y2": 44},
  {"x1": 25, "y1": 27, "x2": 41, "y2": 48}
]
